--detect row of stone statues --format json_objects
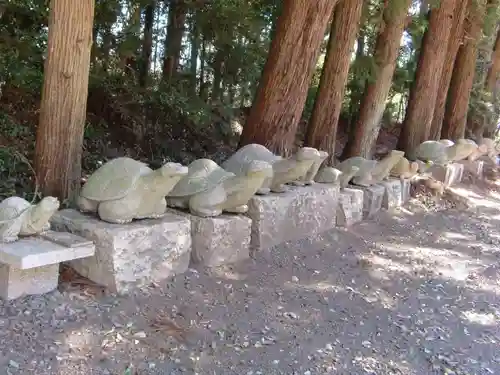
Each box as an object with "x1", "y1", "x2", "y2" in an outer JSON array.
[{"x1": 0, "y1": 137, "x2": 497, "y2": 242}]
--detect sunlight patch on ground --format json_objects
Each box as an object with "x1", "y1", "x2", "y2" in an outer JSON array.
[
  {"x1": 461, "y1": 310, "x2": 498, "y2": 327},
  {"x1": 441, "y1": 231, "x2": 476, "y2": 241}
]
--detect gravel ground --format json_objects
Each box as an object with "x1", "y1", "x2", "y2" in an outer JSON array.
[{"x1": 1, "y1": 182, "x2": 500, "y2": 375}]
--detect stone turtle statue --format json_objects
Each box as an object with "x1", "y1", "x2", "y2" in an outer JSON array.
[
  {"x1": 77, "y1": 157, "x2": 188, "y2": 224},
  {"x1": 414, "y1": 140, "x2": 459, "y2": 164},
  {"x1": 439, "y1": 138, "x2": 486, "y2": 162},
  {"x1": 337, "y1": 150, "x2": 404, "y2": 187},
  {"x1": 167, "y1": 158, "x2": 273, "y2": 217},
  {"x1": 0, "y1": 196, "x2": 60, "y2": 243},
  {"x1": 390, "y1": 157, "x2": 419, "y2": 179},
  {"x1": 314, "y1": 165, "x2": 360, "y2": 188},
  {"x1": 296, "y1": 150, "x2": 329, "y2": 185},
  {"x1": 222, "y1": 144, "x2": 320, "y2": 194}
]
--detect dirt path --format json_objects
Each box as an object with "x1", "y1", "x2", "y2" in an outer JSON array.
[{"x1": 0, "y1": 182, "x2": 499, "y2": 375}]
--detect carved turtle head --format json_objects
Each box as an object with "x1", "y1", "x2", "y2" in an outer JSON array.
[{"x1": 32, "y1": 196, "x2": 60, "y2": 225}]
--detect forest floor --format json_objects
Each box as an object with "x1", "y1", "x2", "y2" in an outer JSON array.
[{"x1": 0, "y1": 179, "x2": 500, "y2": 375}]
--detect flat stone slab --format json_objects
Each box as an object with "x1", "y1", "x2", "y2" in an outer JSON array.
[
  {"x1": 336, "y1": 188, "x2": 364, "y2": 227},
  {"x1": 172, "y1": 211, "x2": 251, "y2": 267},
  {"x1": 51, "y1": 209, "x2": 191, "y2": 294},
  {"x1": 350, "y1": 184, "x2": 385, "y2": 219},
  {"x1": 0, "y1": 232, "x2": 95, "y2": 300},
  {"x1": 0, "y1": 231, "x2": 94, "y2": 269},
  {"x1": 457, "y1": 160, "x2": 484, "y2": 178},
  {"x1": 427, "y1": 163, "x2": 464, "y2": 187},
  {"x1": 248, "y1": 184, "x2": 339, "y2": 253},
  {"x1": 380, "y1": 179, "x2": 406, "y2": 209}
]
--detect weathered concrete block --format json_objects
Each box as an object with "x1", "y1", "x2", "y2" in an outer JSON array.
[
  {"x1": 352, "y1": 184, "x2": 385, "y2": 219},
  {"x1": 336, "y1": 188, "x2": 364, "y2": 227},
  {"x1": 0, "y1": 232, "x2": 95, "y2": 300},
  {"x1": 381, "y1": 179, "x2": 405, "y2": 209},
  {"x1": 172, "y1": 211, "x2": 251, "y2": 267},
  {"x1": 51, "y1": 209, "x2": 191, "y2": 294},
  {"x1": 0, "y1": 263, "x2": 59, "y2": 300},
  {"x1": 457, "y1": 160, "x2": 484, "y2": 179},
  {"x1": 427, "y1": 163, "x2": 464, "y2": 187},
  {"x1": 248, "y1": 184, "x2": 339, "y2": 252}
]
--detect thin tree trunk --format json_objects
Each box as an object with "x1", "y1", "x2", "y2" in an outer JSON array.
[
  {"x1": 35, "y1": 0, "x2": 95, "y2": 202},
  {"x1": 429, "y1": 0, "x2": 469, "y2": 140},
  {"x1": 342, "y1": 0, "x2": 411, "y2": 159},
  {"x1": 485, "y1": 29, "x2": 500, "y2": 91},
  {"x1": 212, "y1": 48, "x2": 224, "y2": 103},
  {"x1": 441, "y1": 0, "x2": 488, "y2": 141},
  {"x1": 189, "y1": 13, "x2": 199, "y2": 93},
  {"x1": 239, "y1": 0, "x2": 339, "y2": 155},
  {"x1": 305, "y1": 0, "x2": 363, "y2": 165},
  {"x1": 162, "y1": 0, "x2": 186, "y2": 81},
  {"x1": 139, "y1": 1, "x2": 155, "y2": 87},
  {"x1": 397, "y1": 0, "x2": 456, "y2": 155}
]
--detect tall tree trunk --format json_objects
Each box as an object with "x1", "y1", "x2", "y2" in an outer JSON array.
[
  {"x1": 397, "y1": 0, "x2": 456, "y2": 155},
  {"x1": 305, "y1": 0, "x2": 363, "y2": 165},
  {"x1": 139, "y1": 1, "x2": 155, "y2": 87},
  {"x1": 342, "y1": 0, "x2": 411, "y2": 159},
  {"x1": 239, "y1": 0, "x2": 339, "y2": 155},
  {"x1": 162, "y1": 0, "x2": 186, "y2": 81},
  {"x1": 485, "y1": 29, "x2": 500, "y2": 91},
  {"x1": 441, "y1": 0, "x2": 488, "y2": 141},
  {"x1": 34, "y1": 0, "x2": 95, "y2": 202},
  {"x1": 429, "y1": 0, "x2": 469, "y2": 140}
]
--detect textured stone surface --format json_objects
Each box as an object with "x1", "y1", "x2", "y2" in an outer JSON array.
[
  {"x1": 381, "y1": 179, "x2": 405, "y2": 209},
  {"x1": 248, "y1": 184, "x2": 339, "y2": 252},
  {"x1": 173, "y1": 211, "x2": 251, "y2": 267},
  {"x1": 336, "y1": 188, "x2": 364, "y2": 227},
  {"x1": 51, "y1": 209, "x2": 191, "y2": 294},
  {"x1": 457, "y1": 160, "x2": 484, "y2": 178},
  {"x1": 0, "y1": 263, "x2": 59, "y2": 300},
  {"x1": 427, "y1": 163, "x2": 464, "y2": 187},
  {"x1": 354, "y1": 184, "x2": 385, "y2": 219},
  {"x1": 0, "y1": 232, "x2": 95, "y2": 269},
  {"x1": 401, "y1": 179, "x2": 411, "y2": 203}
]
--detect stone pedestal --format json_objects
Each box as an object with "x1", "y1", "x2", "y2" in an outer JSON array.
[
  {"x1": 247, "y1": 184, "x2": 339, "y2": 253},
  {"x1": 351, "y1": 184, "x2": 385, "y2": 219},
  {"x1": 336, "y1": 188, "x2": 364, "y2": 227},
  {"x1": 427, "y1": 163, "x2": 464, "y2": 187},
  {"x1": 51, "y1": 209, "x2": 191, "y2": 294},
  {"x1": 381, "y1": 179, "x2": 405, "y2": 209},
  {"x1": 401, "y1": 179, "x2": 411, "y2": 203},
  {"x1": 0, "y1": 232, "x2": 95, "y2": 300},
  {"x1": 172, "y1": 211, "x2": 251, "y2": 267},
  {"x1": 457, "y1": 160, "x2": 484, "y2": 179}
]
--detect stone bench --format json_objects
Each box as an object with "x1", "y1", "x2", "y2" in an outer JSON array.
[
  {"x1": 247, "y1": 184, "x2": 339, "y2": 253},
  {"x1": 50, "y1": 209, "x2": 191, "y2": 294},
  {"x1": 336, "y1": 187, "x2": 364, "y2": 227},
  {"x1": 0, "y1": 231, "x2": 95, "y2": 300},
  {"x1": 171, "y1": 210, "x2": 251, "y2": 267},
  {"x1": 427, "y1": 163, "x2": 464, "y2": 187}
]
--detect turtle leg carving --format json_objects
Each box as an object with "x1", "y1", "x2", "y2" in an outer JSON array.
[
  {"x1": 76, "y1": 196, "x2": 99, "y2": 213},
  {"x1": 225, "y1": 204, "x2": 248, "y2": 214},
  {"x1": 135, "y1": 197, "x2": 167, "y2": 220},
  {"x1": 97, "y1": 198, "x2": 137, "y2": 224},
  {"x1": 290, "y1": 180, "x2": 305, "y2": 187},
  {"x1": 1, "y1": 236, "x2": 18, "y2": 243}
]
